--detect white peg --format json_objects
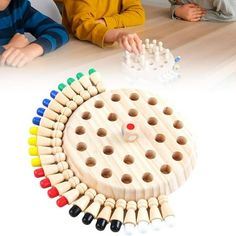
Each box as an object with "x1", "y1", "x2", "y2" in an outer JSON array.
[{"x1": 158, "y1": 41, "x2": 163, "y2": 52}]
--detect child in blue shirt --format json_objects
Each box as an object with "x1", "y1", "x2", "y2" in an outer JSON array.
[{"x1": 0, "y1": 0, "x2": 69, "y2": 67}]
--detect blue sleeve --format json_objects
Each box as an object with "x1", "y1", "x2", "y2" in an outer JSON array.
[
  {"x1": 0, "y1": 46, "x2": 5, "y2": 54},
  {"x1": 22, "y1": 0, "x2": 69, "y2": 54}
]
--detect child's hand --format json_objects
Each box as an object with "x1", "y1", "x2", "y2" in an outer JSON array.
[
  {"x1": 116, "y1": 32, "x2": 142, "y2": 55},
  {"x1": 6, "y1": 33, "x2": 30, "y2": 49},
  {"x1": 0, "y1": 43, "x2": 43, "y2": 68},
  {"x1": 95, "y1": 19, "x2": 106, "y2": 25},
  {"x1": 175, "y1": 4, "x2": 206, "y2": 22}
]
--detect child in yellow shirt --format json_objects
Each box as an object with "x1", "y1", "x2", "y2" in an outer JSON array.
[{"x1": 63, "y1": 0, "x2": 145, "y2": 54}]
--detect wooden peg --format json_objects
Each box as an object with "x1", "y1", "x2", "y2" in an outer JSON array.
[
  {"x1": 82, "y1": 194, "x2": 106, "y2": 225},
  {"x1": 96, "y1": 82, "x2": 105, "y2": 93},
  {"x1": 32, "y1": 153, "x2": 66, "y2": 166},
  {"x1": 69, "y1": 188, "x2": 96, "y2": 217},
  {"x1": 43, "y1": 99, "x2": 64, "y2": 114},
  {"x1": 65, "y1": 100, "x2": 77, "y2": 111},
  {"x1": 50, "y1": 90, "x2": 77, "y2": 110},
  {"x1": 72, "y1": 95, "x2": 84, "y2": 105},
  {"x1": 124, "y1": 201, "x2": 137, "y2": 235},
  {"x1": 49, "y1": 176, "x2": 80, "y2": 196},
  {"x1": 37, "y1": 107, "x2": 65, "y2": 122},
  {"x1": 29, "y1": 126, "x2": 63, "y2": 138},
  {"x1": 56, "y1": 183, "x2": 87, "y2": 207},
  {"x1": 137, "y1": 199, "x2": 149, "y2": 233},
  {"x1": 158, "y1": 195, "x2": 175, "y2": 227},
  {"x1": 36, "y1": 146, "x2": 63, "y2": 155},
  {"x1": 42, "y1": 161, "x2": 68, "y2": 176},
  {"x1": 77, "y1": 73, "x2": 93, "y2": 89},
  {"x1": 33, "y1": 117, "x2": 64, "y2": 131},
  {"x1": 148, "y1": 197, "x2": 163, "y2": 231},
  {"x1": 40, "y1": 169, "x2": 73, "y2": 188},
  {"x1": 89, "y1": 68, "x2": 102, "y2": 86},
  {"x1": 96, "y1": 198, "x2": 115, "y2": 231},
  {"x1": 28, "y1": 136, "x2": 62, "y2": 147},
  {"x1": 110, "y1": 199, "x2": 126, "y2": 232},
  {"x1": 87, "y1": 86, "x2": 98, "y2": 96},
  {"x1": 68, "y1": 78, "x2": 84, "y2": 94},
  {"x1": 60, "y1": 107, "x2": 72, "y2": 117},
  {"x1": 80, "y1": 90, "x2": 91, "y2": 100},
  {"x1": 56, "y1": 114, "x2": 68, "y2": 124},
  {"x1": 59, "y1": 84, "x2": 77, "y2": 100}
]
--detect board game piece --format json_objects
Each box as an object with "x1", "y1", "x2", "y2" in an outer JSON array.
[
  {"x1": 96, "y1": 198, "x2": 115, "y2": 231},
  {"x1": 122, "y1": 38, "x2": 181, "y2": 82},
  {"x1": 28, "y1": 69, "x2": 196, "y2": 234}
]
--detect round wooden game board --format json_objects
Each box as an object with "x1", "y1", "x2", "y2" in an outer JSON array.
[{"x1": 63, "y1": 89, "x2": 196, "y2": 201}]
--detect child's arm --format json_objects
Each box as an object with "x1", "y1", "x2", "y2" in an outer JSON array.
[
  {"x1": 22, "y1": 0, "x2": 69, "y2": 54},
  {"x1": 0, "y1": 43, "x2": 43, "y2": 68},
  {"x1": 63, "y1": 0, "x2": 143, "y2": 52},
  {"x1": 103, "y1": 0, "x2": 145, "y2": 29},
  {"x1": 203, "y1": 0, "x2": 236, "y2": 21},
  {"x1": 172, "y1": 3, "x2": 206, "y2": 22}
]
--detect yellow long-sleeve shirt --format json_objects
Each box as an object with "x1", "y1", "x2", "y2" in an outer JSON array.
[{"x1": 63, "y1": 0, "x2": 145, "y2": 47}]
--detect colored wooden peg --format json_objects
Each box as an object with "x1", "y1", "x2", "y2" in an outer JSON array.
[
  {"x1": 32, "y1": 117, "x2": 64, "y2": 131},
  {"x1": 69, "y1": 189, "x2": 96, "y2": 217},
  {"x1": 137, "y1": 199, "x2": 149, "y2": 233},
  {"x1": 82, "y1": 194, "x2": 106, "y2": 225},
  {"x1": 148, "y1": 197, "x2": 163, "y2": 231},
  {"x1": 158, "y1": 195, "x2": 175, "y2": 227},
  {"x1": 30, "y1": 126, "x2": 63, "y2": 138},
  {"x1": 124, "y1": 201, "x2": 137, "y2": 235},
  {"x1": 110, "y1": 199, "x2": 126, "y2": 232},
  {"x1": 57, "y1": 183, "x2": 87, "y2": 207},
  {"x1": 96, "y1": 198, "x2": 115, "y2": 231},
  {"x1": 28, "y1": 136, "x2": 62, "y2": 147}
]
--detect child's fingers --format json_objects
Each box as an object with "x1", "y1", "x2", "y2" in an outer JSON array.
[
  {"x1": 187, "y1": 3, "x2": 199, "y2": 8},
  {"x1": 11, "y1": 54, "x2": 25, "y2": 67},
  {"x1": 133, "y1": 35, "x2": 142, "y2": 53},
  {"x1": 17, "y1": 57, "x2": 28, "y2": 68},
  {"x1": 122, "y1": 37, "x2": 132, "y2": 52},
  {"x1": 128, "y1": 37, "x2": 139, "y2": 55},
  {"x1": 5, "y1": 49, "x2": 21, "y2": 66},
  {"x1": 0, "y1": 47, "x2": 15, "y2": 66},
  {"x1": 190, "y1": 17, "x2": 201, "y2": 22}
]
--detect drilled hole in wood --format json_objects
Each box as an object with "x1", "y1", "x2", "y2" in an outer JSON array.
[
  {"x1": 148, "y1": 117, "x2": 157, "y2": 126},
  {"x1": 101, "y1": 168, "x2": 112, "y2": 178},
  {"x1": 108, "y1": 113, "x2": 118, "y2": 121},
  {"x1": 111, "y1": 94, "x2": 121, "y2": 102},
  {"x1": 148, "y1": 97, "x2": 157, "y2": 105},
  {"x1": 94, "y1": 100, "x2": 104, "y2": 108},
  {"x1": 155, "y1": 134, "x2": 166, "y2": 143},
  {"x1": 173, "y1": 120, "x2": 184, "y2": 129},
  {"x1": 145, "y1": 150, "x2": 156, "y2": 159},
  {"x1": 177, "y1": 136, "x2": 187, "y2": 145},
  {"x1": 163, "y1": 107, "x2": 173, "y2": 115},
  {"x1": 103, "y1": 146, "x2": 114, "y2": 155},
  {"x1": 77, "y1": 142, "x2": 87, "y2": 151},
  {"x1": 128, "y1": 109, "x2": 138, "y2": 117},
  {"x1": 75, "y1": 126, "x2": 85, "y2": 135},
  {"x1": 160, "y1": 164, "x2": 172, "y2": 174},
  {"x1": 142, "y1": 172, "x2": 153, "y2": 182},
  {"x1": 85, "y1": 157, "x2": 96, "y2": 167},
  {"x1": 129, "y1": 93, "x2": 139, "y2": 101},
  {"x1": 97, "y1": 128, "x2": 107, "y2": 137},
  {"x1": 121, "y1": 174, "x2": 132, "y2": 184},
  {"x1": 82, "y1": 111, "x2": 91, "y2": 120},
  {"x1": 123, "y1": 155, "x2": 134, "y2": 165},
  {"x1": 172, "y1": 152, "x2": 183, "y2": 161}
]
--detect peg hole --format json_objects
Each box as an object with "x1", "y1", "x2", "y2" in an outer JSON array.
[{"x1": 121, "y1": 174, "x2": 132, "y2": 184}]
